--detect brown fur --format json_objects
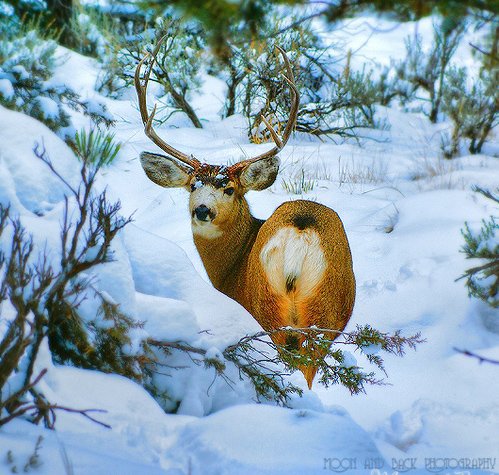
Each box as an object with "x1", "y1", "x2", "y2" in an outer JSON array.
[{"x1": 194, "y1": 198, "x2": 356, "y2": 389}]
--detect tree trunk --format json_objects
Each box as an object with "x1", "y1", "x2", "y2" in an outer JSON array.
[
  {"x1": 224, "y1": 63, "x2": 246, "y2": 118},
  {"x1": 170, "y1": 88, "x2": 203, "y2": 129},
  {"x1": 46, "y1": 0, "x2": 74, "y2": 47},
  {"x1": 472, "y1": 116, "x2": 495, "y2": 154},
  {"x1": 158, "y1": 71, "x2": 203, "y2": 129}
]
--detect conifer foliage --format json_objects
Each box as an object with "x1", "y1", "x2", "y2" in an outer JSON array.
[{"x1": 460, "y1": 187, "x2": 499, "y2": 309}]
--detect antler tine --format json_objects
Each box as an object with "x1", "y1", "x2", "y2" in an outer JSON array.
[
  {"x1": 273, "y1": 45, "x2": 299, "y2": 145},
  {"x1": 229, "y1": 45, "x2": 300, "y2": 173},
  {"x1": 135, "y1": 35, "x2": 200, "y2": 169}
]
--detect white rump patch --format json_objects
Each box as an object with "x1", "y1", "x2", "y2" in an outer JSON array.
[{"x1": 260, "y1": 227, "x2": 326, "y2": 299}]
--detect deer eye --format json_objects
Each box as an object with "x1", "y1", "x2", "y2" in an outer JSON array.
[{"x1": 224, "y1": 187, "x2": 234, "y2": 196}]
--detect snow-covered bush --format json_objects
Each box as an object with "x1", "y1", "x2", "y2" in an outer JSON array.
[
  {"x1": 395, "y1": 18, "x2": 465, "y2": 123},
  {"x1": 89, "y1": 5, "x2": 395, "y2": 139},
  {"x1": 0, "y1": 1, "x2": 16, "y2": 37},
  {"x1": 2, "y1": 0, "x2": 77, "y2": 47},
  {"x1": 0, "y1": 0, "x2": 45, "y2": 25},
  {"x1": 441, "y1": 66, "x2": 498, "y2": 157},
  {"x1": 93, "y1": 4, "x2": 153, "y2": 97},
  {"x1": 71, "y1": 5, "x2": 111, "y2": 59},
  {"x1": 0, "y1": 26, "x2": 113, "y2": 140},
  {"x1": 460, "y1": 187, "x2": 499, "y2": 309},
  {"x1": 296, "y1": 61, "x2": 388, "y2": 140},
  {"x1": 214, "y1": 12, "x2": 388, "y2": 142},
  {"x1": 370, "y1": 64, "x2": 413, "y2": 107},
  {"x1": 223, "y1": 16, "x2": 336, "y2": 139},
  {"x1": 96, "y1": 53, "x2": 128, "y2": 98},
  {"x1": 100, "y1": 13, "x2": 205, "y2": 127}
]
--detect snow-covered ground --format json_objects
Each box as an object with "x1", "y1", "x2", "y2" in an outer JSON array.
[{"x1": 1, "y1": 15, "x2": 498, "y2": 475}]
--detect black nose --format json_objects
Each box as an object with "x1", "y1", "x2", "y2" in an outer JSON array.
[{"x1": 194, "y1": 204, "x2": 211, "y2": 221}]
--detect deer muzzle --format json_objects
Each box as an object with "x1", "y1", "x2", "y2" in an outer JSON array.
[{"x1": 194, "y1": 204, "x2": 214, "y2": 222}]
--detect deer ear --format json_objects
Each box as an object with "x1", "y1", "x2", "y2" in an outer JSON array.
[
  {"x1": 140, "y1": 152, "x2": 192, "y2": 188},
  {"x1": 239, "y1": 156, "x2": 280, "y2": 192}
]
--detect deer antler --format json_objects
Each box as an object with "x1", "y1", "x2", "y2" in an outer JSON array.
[
  {"x1": 135, "y1": 36, "x2": 201, "y2": 170},
  {"x1": 228, "y1": 46, "x2": 299, "y2": 174}
]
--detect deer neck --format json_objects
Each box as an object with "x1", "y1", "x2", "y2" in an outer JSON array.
[{"x1": 193, "y1": 197, "x2": 262, "y2": 295}]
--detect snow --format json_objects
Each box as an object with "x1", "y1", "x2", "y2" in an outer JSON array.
[
  {"x1": 0, "y1": 2, "x2": 14, "y2": 16},
  {"x1": 123, "y1": 224, "x2": 262, "y2": 348},
  {"x1": 82, "y1": 96, "x2": 114, "y2": 122},
  {"x1": 0, "y1": 106, "x2": 80, "y2": 215},
  {"x1": 1, "y1": 12, "x2": 498, "y2": 475},
  {"x1": 12, "y1": 65, "x2": 30, "y2": 80},
  {"x1": 0, "y1": 78, "x2": 14, "y2": 99},
  {"x1": 35, "y1": 96, "x2": 59, "y2": 119},
  {"x1": 166, "y1": 404, "x2": 382, "y2": 474}
]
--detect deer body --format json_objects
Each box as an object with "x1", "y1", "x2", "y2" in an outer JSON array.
[
  {"x1": 192, "y1": 196, "x2": 355, "y2": 387},
  {"x1": 135, "y1": 41, "x2": 355, "y2": 388},
  {"x1": 194, "y1": 199, "x2": 355, "y2": 335}
]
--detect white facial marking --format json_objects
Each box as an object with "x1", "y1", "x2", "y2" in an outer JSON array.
[
  {"x1": 192, "y1": 219, "x2": 223, "y2": 239},
  {"x1": 190, "y1": 184, "x2": 223, "y2": 240},
  {"x1": 260, "y1": 226, "x2": 326, "y2": 299}
]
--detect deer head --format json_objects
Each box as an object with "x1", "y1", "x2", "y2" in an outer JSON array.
[{"x1": 135, "y1": 37, "x2": 299, "y2": 239}]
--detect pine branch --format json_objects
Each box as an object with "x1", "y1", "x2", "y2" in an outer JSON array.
[{"x1": 148, "y1": 325, "x2": 423, "y2": 403}]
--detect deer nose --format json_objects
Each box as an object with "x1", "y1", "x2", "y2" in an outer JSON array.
[{"x1": 194, "y1": 204, "x2": 211, "y2": 221}]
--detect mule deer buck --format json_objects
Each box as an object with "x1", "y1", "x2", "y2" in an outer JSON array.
[{"x1": 135, "y1": 38, "x2": 356, "y2": 388}]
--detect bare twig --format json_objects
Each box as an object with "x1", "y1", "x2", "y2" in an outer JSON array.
[
  {"x1": 469, "y1": 42, "x2": 497, "y2": 58},
  {"x1": 0, "y1": 402, "x2": 110, "y2": 429},
  {"x1": 454, "y1": 348, "x2": 499, "y2": 365}
]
